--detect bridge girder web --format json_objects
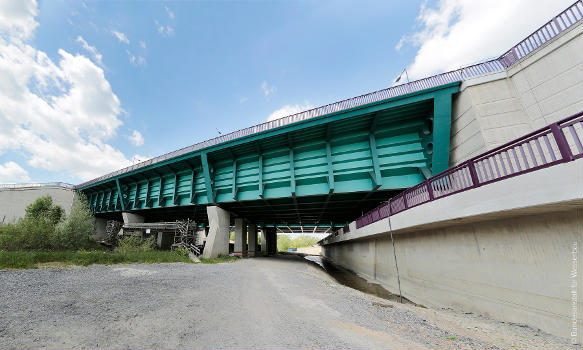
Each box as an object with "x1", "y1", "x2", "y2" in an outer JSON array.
[{"x1": 82, "y1": 83, "x2": 459, "y2": 227}]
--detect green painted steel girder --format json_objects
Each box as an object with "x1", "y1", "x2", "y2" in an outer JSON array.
[{"x1": 82, "y1": 82, "x2": 460, "y2": 224}]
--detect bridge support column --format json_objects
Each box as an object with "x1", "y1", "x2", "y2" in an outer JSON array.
[
  {"x1": 264, "y1": 227, "x2": 277, "y2": 255},
  {"x1": 233, "y1": 218, "x2": 247, "y2": 257},
  {"x1": 122, "y1": 212, "x2": 144, "y2": 224},
  {"x1": 247, "y1": 224, "x2": 257, "y2": 257},
  {"x1": 94, "y1": 218, "x2": 107, "y2": 241},
  {"x1": 202, "y1": 206, "x2": 230, "y2": 259},
  {"x1": 260, "y1": 228, "x2": 268, "y2": 256}
]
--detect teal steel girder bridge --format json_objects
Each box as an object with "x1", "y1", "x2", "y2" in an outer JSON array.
[{"x1": 78, "y1": 82, "x2": 459, "y2": 228}]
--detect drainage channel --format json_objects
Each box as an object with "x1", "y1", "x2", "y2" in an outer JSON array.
[{"x1": 301, "y1": 255, "x2": 417, "y2": 305}]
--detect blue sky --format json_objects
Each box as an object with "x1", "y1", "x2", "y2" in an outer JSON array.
[{"x1": 0, "y1": 0, "x2": 573, "y2": 184}]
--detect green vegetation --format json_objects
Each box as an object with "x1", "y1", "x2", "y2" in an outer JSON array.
[
  {"x1": 0, "y1": 250, "x2": 192, "y2": 269},
  {"x1": 199, "y1": 255, "x2": 239, "y2": 264},
  {"x1": 277, "y1": 235, "x2": 319, "y2": 252},
  {"x1": 445, "y1": 335, "x2": 458, "y2": 341},
  {"x1": 116, "y1": 235, "x2": 156, "y2": 253},
  {"x1": 0, "y1": 194, "x2": 96, "y2": 251},
  {"x1": 0, "y1": 194, "x2": 243, "y2": 269}
]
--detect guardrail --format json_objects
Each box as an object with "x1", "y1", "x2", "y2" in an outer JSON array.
[
  {"x1": 354, "y1": 111, "x2": 583, "y2": 229},
  {"x1": 0, "y1": 182, "x2": 75, "y2": 189},
  {"x1": 77, "y1": 1, "x2": 582, "y2": 190},
  {"x1": 76, "y1": 59, "x2": 503, "y2": 189},
  {"x1": 499, "y1": 1, "x2": 582, "y2": 68}
]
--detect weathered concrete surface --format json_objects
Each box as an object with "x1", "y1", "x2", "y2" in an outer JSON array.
[
  {"x1": 323, "y1": 208, "x2": 582, "y2": 341},
  {"x1": 202, "y1": 206, "x2": 230, "y2": 259},
  {"x1": 0, "y1": 185, "x2": 75, "y2": 223},
  {"x1": 94, "y1": 218, "x2": 107, "y2": 241},
  {"x1": 0, "y1": 257, "x2": 577, "y2": 349},
  {"x1": 121, "y1": 212, "x2": 144, "y2": 224},
  {"x1": 248, "y1": 224, "x2": 257, "y2": 257},
  {"x1": 322, "y1": 158, "x2": 583, "y2": 339},
  {"x1": 233, "y1": 218, "x2": 247, "y2": 257},
  {"x1": 261, "y1": 228, "x2": 268, "y2": 256},
  {"x1": 450, "y1": 21, "x2": 582, "y2": 165}
]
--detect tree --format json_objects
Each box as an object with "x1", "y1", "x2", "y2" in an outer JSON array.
[{"x1": 24, "y1": 195, "x2": 64, "y2": 225}]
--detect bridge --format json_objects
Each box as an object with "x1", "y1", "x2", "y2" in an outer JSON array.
[{"x1": 78, "y1": 83, "x2": 462, "y2": 231}]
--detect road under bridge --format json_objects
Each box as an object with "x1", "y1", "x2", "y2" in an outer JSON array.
[{"x1": 78, "y1": 82, "x2": 459, "y2": 256}]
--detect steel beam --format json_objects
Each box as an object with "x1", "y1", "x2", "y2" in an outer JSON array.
[
  {"x1": 289, "y1": 148, "x2": 296, "y2": 196},
  {"x1": 325, "y1": 141, "x2": 335, "y2": 194},
  {"x1": 231, "y1": 159, "x2": 238, "y2": 200},
  {"x1": 432, "y1": 90, "x2": 453, "y2": 174},
  {"x1": 369, "y1": 133, "x2": 382, "y2": 190},
  {"x1": 189, "y1": 169, "x2": 196, "y2": 204},
  {"x1": 201, "y1": 152, "x2": 214, "y2": 203},
  {"x1": 173, "y1": 173, "x2": 178, "y2": 205}
]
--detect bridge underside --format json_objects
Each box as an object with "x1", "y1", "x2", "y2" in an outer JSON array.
[{"x1": 81, "y1": 82, "x2": 459, "y2": 228}]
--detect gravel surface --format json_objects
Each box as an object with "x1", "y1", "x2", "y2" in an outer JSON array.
[{"x1": 0, "y1": 255, "x2": 577, "y2": 350}]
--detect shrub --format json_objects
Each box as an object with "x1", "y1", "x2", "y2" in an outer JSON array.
[
  {"x1": 277, "y1": 235, "x2": 319, "y2": 252},
  {"x1": 277, "y1": 235, "x2": 292, "y2": 251},
  {"x1": 116, "y1": 235, "x2": 156, "y2": 253},
  {"x1": 0, "y1": 194, "x2": 97, "y2": 251},
  {"x1": 25, "y1": 195, "x2": 64, "y2": 225},
  {"x1": 52, "y1": 194, "x2": 95, "y2": 250}
]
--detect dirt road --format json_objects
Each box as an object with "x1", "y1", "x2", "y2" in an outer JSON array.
[{"x1": 0, "y1": 255, "x2": 576, "y2": 349}]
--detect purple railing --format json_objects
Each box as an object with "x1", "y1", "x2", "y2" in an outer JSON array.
[
  {"x1": 77, "y1": 1, "x2": 582, "y2": 190},
  {"x1": 499, "y1": 1, "x2": 583, "y2": 68},
  {"x1": 355, "y1": 111, "x2": 583, "y2": 229}
]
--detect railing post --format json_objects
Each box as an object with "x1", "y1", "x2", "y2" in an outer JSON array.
[
  {"x1": 426, "y1": 181, "x2": 434, "y2": 200},
  {"x1": 550, "y1": 124, "x2": 573, "y2": 162},
  {"x1": 467, "y1": 161, "x2": 481, "y2": 187}
]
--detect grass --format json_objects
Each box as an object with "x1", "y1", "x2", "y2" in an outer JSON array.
[
  {"x1": 445, "y1": 335, "x2": 458, "y2": 341},
  {"x1": 0, "y1": 250, "x2": 242, "y2": 269},
  {"x1": 0, "y1": 250, "x2": 193, "y2": 269},
  {"x1": 199, "y1": 255, "x2": 239, "y2": 264}
]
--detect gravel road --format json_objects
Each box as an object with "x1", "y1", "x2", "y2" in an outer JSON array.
[{"x1": 0, "y1": 255, "x2": 577, "y2": 350}]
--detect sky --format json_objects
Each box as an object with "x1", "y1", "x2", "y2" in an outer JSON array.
[{"x1": 0, "y1": 0, "x2": 575, "y2": 184}]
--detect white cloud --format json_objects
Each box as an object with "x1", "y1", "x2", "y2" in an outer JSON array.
[
  {"x1": 111, "y1": 30, "x2": 129, "y2": 44},
  {"x1": 239, "y1": 97, "x2": 248, "y2": 104},
  {"x1": 0, "y1": 161, "x2": 30, "y2": 183},
  {"x1": 267, "y1": 102, "x2": 313, "y2": 121},
  {"x1": 126, "y1": 50, "x2": 146, "y2": 66},
  {"x1": 154, "y1": 20, "x2": 174, "y2": 37},
  {"x1": 128, "y1": 130, "x2": 144, "y2": 146},
  {"x1": 0, "y1": 0, "x2": 38, "y2": 41},
  {"x1": 261, "y1": 81, "x2": 276, "y2": 96},
  {"x1": 0, "y1": 0, "x2": 135, "y2": 181},
  {"x1": 76, "y1": 35, "x2": 103, "y2": 67},
  {"x1": 398, "y1": 0, "x2": 575, "y2": 79},
  {"x1": 139, "y1": 40, "x2": 147, "y2": 49},
  {"x1": 165, "y1": 5, "x2": 175, "y2": 19}
]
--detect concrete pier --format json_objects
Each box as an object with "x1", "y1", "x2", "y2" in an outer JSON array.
[
  {"x1": 233, "y1": 218, "x2": 247, "y2": 257},
  {"x1": 94, "y1": 218, "x2": 107, "y2": 240},
  {"x1": 122, "y1": 212, "x2": 144, "y2": 224},
  {"x1": 202, "y1": 206, "x2": 230, "y2": 259},
  {"x1": 247, "y1": 224, "x2": 257, "y2": 257},
  {"x1": 260, "y1": 228, "x2": 268, "y2": 256}
]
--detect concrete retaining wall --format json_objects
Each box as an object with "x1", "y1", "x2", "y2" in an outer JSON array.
[
  {"x1": 322, "y1": 158, "x2": 583, "y2": 339},
  {"x1": 323, "y1": 208, "x2": 582, "y2": 340},
  {"x1": 0, "y1": 186, "x2": 76, "y2": 223},
  {"x1": 450, "y1": 21, "x2": 583, "y2": 166}
]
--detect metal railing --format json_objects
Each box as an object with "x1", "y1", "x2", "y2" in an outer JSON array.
[
  {"x1": 499, "y1": 1, "x2": 583, "y2": 67},
  {"x1": 353, "y1": 111, "x2": 583, "y2": 230},
  {"x1": 76, "y1": 59, "x2": 503, "y2": 189},
  {"x1": 0, "y1": 182, "x2": 75, "y2": 189},
  {"x1": 77, "y1": 1, "x2": 583, "y2": 190}
]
